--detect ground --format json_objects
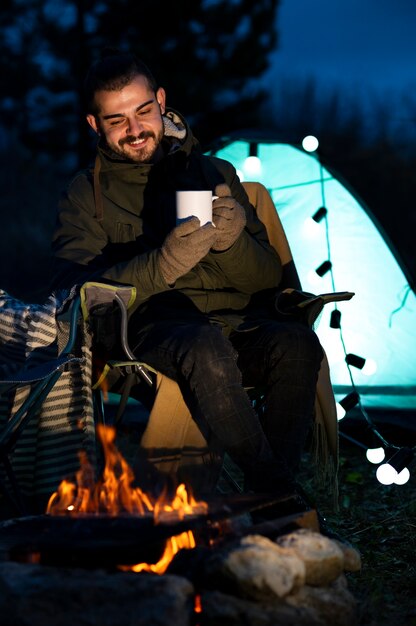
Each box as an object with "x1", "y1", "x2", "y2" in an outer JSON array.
[
  {"x1": 0, "y1": 407, "x2": 414, "y2": 626},
  {"x1": 299, "y1": 419, "x2": 416, "y2": 626}
]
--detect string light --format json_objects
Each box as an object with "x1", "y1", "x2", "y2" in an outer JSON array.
[
  {"x1": 243, "y1": 142, "x2": 262, "y2": 177},
  {"x1": 330, "y1": 309, "x2": 341, "y2": 328},
  {"x1": 336, "y1": 391, "x2": 360, "y2": 421},
  {"x1": 361, "y1": 426, "x2": 386, "y2": 464},
  {"x1": 302, "y1": 135, "x2": 319, "y2": 152},
  {"x1": 376, "y1": 448, "x2": 413, "y2": 485},
  {"x1": 394, "y1": 468, "x2": 410, "y2": 485},
  {"x1": 304, "y1": 206, "x2": 328, "y2": 236},
  {"x1": 366, "y1": 447, "x2": 386, "y2": 464},
  {"x1": 304, "y1": 142, "x2": 412, "y2": 487},
  {"x1": 312, "y1": 207, "x2": 328, "y2": 223},
  {"x1": 344, "y1": 354, "x2": 377, "y2": 375},
  {"x1": 308, "y1": 261, "x2": 333, "y2": 285},
  {"x1": 376, "y1": 463, "x2": 398, "y2": 485},
  {"x1": 249, "y1": 142, "x2": 258, "y2": 157},
  {"x1": 345, "y1": 353, "x2": 366, "y2": 370},
  {"x1": 315, "y1": 260, "x2": 332, "y2": 277},
  {"x1": 386, "y1": 447, "x2": 413, "y2": 471},
  {"x1": 361, "y1": 358, "x2": 377, "y2": 376}
]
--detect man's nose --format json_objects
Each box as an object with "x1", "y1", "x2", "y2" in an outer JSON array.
[{"x1": 126, "y1": 117, "x2": 144, "y2": 136}]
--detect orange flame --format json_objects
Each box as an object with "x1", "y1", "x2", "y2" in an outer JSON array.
[
  {"x1": 46, "y1": 424, "x2": 207, "y2": 572},
  {"x1": 194, "y1": 594, "x2": 202, "y2": 613},
  {"x1": 120, "y1": 531, "x2": 196, "y2": 575}
]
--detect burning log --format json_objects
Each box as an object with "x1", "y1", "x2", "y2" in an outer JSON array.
[
  {"x1": 46, "y1": 424, "x2": 208, "y2": 521},
  {"x1": 2, "y1": 424, "x2": 316, "y2": 571}
]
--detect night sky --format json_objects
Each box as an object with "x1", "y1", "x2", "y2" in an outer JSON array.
[{"x1": 265, "y1": 0, "x2": 416, "y2": 133}]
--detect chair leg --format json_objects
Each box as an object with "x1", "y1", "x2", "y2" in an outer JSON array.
[
  {"x1": 92, "y1": 388, "x2": 107, "y2": 481},
  {"x1": 114, "y1": 372, "x2": 137, "y2": 425},
  {"x1": 93, "y1": 388, "x2": 106, "y2": 426}
]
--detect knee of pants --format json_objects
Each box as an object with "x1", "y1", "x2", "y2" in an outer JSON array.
[
  {"x1": 181, "y1": 325, "x2": 240, "y2": 382},
  {"x1": 269, "y1": 323, "x2": 323, "y2": 365}
]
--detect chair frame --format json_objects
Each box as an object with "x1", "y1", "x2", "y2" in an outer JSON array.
[{"x1": 0, "y1": 295, "x2": 82, "y2": 514}]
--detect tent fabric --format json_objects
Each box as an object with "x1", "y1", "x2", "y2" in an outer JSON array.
[{"x1": 212, "y1": 141, "x2": 416, "y2": 410}]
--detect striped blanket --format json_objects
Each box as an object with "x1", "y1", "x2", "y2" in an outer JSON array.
[{"x1": 0, "y1": 289, "x2": 96, "y2": 499}]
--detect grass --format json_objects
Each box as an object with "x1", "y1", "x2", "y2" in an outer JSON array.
[{"x1": 299, "y1": 426, "x2": 416, "y2": 626}]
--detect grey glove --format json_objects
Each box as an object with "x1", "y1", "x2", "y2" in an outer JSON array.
[
  {"x1": 212, "y1": 183, "x2": 247, "y2": 251},
  {"x1": 158, "y1": 217, "x2": 217, "y2": 285}
]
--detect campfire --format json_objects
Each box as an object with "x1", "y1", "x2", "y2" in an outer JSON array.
[
  {"x1": 0, "y1": 426, "x2": 362, "y2": 625},
  {"x1": 46, "y1": 424, "x2": 207, "y2": 573}
]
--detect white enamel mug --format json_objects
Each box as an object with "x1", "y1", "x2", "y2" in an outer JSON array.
[{"x1": 176, "y1": 190, "x2": 214, "y2": 225}]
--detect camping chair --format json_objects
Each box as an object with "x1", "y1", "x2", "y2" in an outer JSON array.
[
  {"x1": 0, "y1": 291, "x2": 86, "y2": 514},
  {"x1": 87, "y1": 181, "x2": 353, "y2": 497},
  {"x1": 0, "y1": 283, "x2": 149, "y2": 515}
]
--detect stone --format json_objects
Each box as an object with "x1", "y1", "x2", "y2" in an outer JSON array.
[
  {"x1": 333, "y1": 539, "x2": 362, "y2": 572},
  {"x1": 0, "y1": 562, "x2": 194, "y2": 626},
  {"x1": 200, "y1": 589, "x2": 325, "y2": 626},
  {"x1": 286, "y1": 574, "x2": 358, "y2": 626},
  {"x1": 276, "y1": 529, "x2": 344, "y2": 586},
  {"x1": 203, "y1": 533, "x2": 305, "y2": 602}
]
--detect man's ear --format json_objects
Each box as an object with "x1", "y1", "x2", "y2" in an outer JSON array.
[
  {"x1": 156, "y1": 87, "x2": 166, "y2": 115},
  {"x1": 86, "y1": 114, "x2": 100, "y2": 135}
]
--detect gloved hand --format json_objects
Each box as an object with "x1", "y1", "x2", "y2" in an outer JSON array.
[
  {"x1": 212, "y1": 183, "x2": 246, "y2": 251},
  {"x1": 158, "y1": 217, "x2": 217, "y2": 285}
]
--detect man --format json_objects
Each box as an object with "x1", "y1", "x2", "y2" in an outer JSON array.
[{"x1": 51, "y1": 50, "x2": 323, "y2": 504}]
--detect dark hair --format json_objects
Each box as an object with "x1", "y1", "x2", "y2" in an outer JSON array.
[{"x1": 84, "y1": 48, "x2": 158, "y2": 115}]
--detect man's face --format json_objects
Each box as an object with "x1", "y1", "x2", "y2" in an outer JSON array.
[{"x1": 87, "y1": 75, "x2": 166, "y2": 163}]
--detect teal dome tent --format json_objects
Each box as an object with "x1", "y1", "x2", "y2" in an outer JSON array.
[{"x1": 210, "y1": 140, "x2": 416, "y2": 411}]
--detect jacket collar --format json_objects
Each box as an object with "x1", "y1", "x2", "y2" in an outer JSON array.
[{"x1": 93, "y1": 108, "x2": 196, "y2": 221}]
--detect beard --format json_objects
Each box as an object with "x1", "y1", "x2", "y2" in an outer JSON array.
[{"x1": 102, "y1": 128, "x2": 165, "y2": 164}]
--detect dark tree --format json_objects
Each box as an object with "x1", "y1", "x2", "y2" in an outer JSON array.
[{"x1": 0, "y1": 0, "x2": 279, "y2": 167}]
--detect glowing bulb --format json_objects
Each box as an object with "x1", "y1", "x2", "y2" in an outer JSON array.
[
  {"x1": 303, "y1": 206, "x2": 328, "y2": 236},
  {"x1": 376, "y1": 463, "x2": 397, "y2": 485},
  {"x1": 361, "y1": 358, "x2": 377, "y2": 376},
  {"x1": 394, "y1": 467, "x2": 410, "y2": 485},
  {"x1": 306, "y1": 270, "x2": 321, "y2": 286},
  {"x1": 243, "y1": 156, "x2": 262, "y2": 177},
  {"x1": 236, "y1": 169, "x2": 245, "y2": 182},
  {"x1": 307, "y1": 269, "x2": 323, "y2": 286},
  {"x1": 366, "y1": 447, "x2": 385, "y2": 464},
  {"x1": 303, "y1": 217, "x2": 323, "y2": 237},
  {"x1": 336, "y1": 402, "x2": 346, "y2": 421},
  {"x1": 302, "y1": 135, "x2": 319, "y2": 152}
]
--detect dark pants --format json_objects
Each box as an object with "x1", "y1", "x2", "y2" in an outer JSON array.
[{"x1": 131, "y1": 315, "x2": 322, "y2": 495}]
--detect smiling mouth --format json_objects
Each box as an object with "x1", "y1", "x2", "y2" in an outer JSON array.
[
  {"x1": 128, "y1": 138, "x2": 147, "y2": 147},
  {"x1": 121, "y1": 134, "x2": 153, "y2": 149}
]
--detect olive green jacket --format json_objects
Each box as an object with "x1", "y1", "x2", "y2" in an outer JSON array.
[{"x1": 51, "y1": 110, "x2": 282, "y2": 317}]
